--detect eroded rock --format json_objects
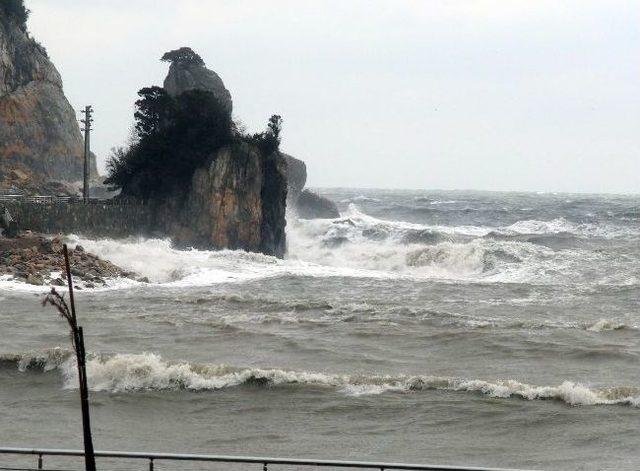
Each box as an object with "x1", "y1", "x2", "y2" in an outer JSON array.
[{"x1": 0, "y1": 11, "x2": 98, "y2": 192}]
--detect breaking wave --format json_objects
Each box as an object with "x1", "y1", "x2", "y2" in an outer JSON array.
[
  {"x1": 4, "y1": 350, "x2": 640, "y2": 407},
  {"x1": 1, "y1": 203, "x2": 637, "y2": 291},
  {"x1": 287, "y1": 205, "x2": 625, "y2": 285}
]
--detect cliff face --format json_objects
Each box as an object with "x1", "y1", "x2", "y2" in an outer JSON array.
[
  {"x1": 157, "y1": 143, "x2": 287, "y2": 258},
  {"x1": 0, "y1": 12, "x2": 95, "y2": 192}
]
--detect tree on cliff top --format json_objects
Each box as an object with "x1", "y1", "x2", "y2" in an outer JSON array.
[
  {"x1": 245, "y1": 114, "x2": 283, "y2": 157},
  {"x1": 0, "y1": 0, "x2": 29, "y2": 30},
  {"x1": 133, "y1": 86, "x2": 174, "y2": 138},
  {"x1": 104, "y1": 88, "x2": 232, "y2": 199},
  {"x1": 161, "y1": 47, "x2": 205, "y2": 67}
]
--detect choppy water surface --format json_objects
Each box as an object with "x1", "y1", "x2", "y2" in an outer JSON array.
[{"x1": 1, "y1": 190, "x2": 639, "y2": 470}]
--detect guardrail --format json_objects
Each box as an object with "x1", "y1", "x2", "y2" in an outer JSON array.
[
  {"x1": 0, "y1": 447, "x2": 538, "y2": 471},
  {"x1": 0, "y1": 195, "x2": 130, "y2": 205}
]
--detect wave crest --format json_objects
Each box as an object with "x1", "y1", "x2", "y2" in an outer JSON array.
[{"x1": 4, "y1": 351, "x2": 639, "y2": 407}]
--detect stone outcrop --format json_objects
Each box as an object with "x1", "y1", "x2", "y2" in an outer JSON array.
[
  {"x1": 282, "y1": 153, "x2": 339, "y2": 219},
  {"x1": 283, "y1": 153, "x2": 307, "y2": 202},
  {"x1": 163, "y1": 47, "x2": 232, "y2": 115},
  {"x1": 155, "y1": 143, "x2": 287, "y2": 258},
  {"x1": 153, "y1": 49, "x2": 286, "y2": 257},
  {"x1": 296, "y1": 189, "x2": 340, "y2": 219},
  {"x1": 0, "y1": 8, "x2": 97, "y2": 193}
]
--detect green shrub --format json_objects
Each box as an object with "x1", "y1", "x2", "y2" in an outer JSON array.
[{"x1": 160, "y1": 47, "x2": 205, "y2": 67}]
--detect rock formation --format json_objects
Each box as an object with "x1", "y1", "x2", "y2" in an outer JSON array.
[
  {"x1": 0, "y1": 5, "x2": 96, "y2": 194},
  {"x1": 296, "y1": 189, "x2": 340, "y2": 219},
  {"x1": 162, "y1": 47, "x2": 233, "y2": 115},
  {"x1": 156, "y1": 143, "x2": 287, "y2": 257},
  {"x1": 283, "y1": 153, "x2": 307, "y2": 202},
  {"x1": 283, "y1": 153, "x2": 339, "y2": 219},
  {"x1": 116, "y1": 49, "x2": 286, "y2": 257},
  {"x1": 161, "y1": 47, "x2": 336, "y2": 222}
]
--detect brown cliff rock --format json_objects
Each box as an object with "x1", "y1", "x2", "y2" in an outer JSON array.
[
  {"x1": 157, "y1": 143, "x2": 287, "y2": 258},
  {"x1": 0, "y1": 8, "x2": 97, "y2": 193}
]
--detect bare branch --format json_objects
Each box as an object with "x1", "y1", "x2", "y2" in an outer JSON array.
[{"x1": 42, "y1": 288, "x2": 76, "y2": 348}]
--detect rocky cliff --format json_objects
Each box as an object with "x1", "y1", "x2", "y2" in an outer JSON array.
[
  {"x1": 283, "y1": 153, "x2": 339, "y2": 219},
  {"x1": 0, "y1": 6, "x2": 96, "y2": 193},
  {"x1": 155, "y1": 143, "x2": 287, "y2": 257}
]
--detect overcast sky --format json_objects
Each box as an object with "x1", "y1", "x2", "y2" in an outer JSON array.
[{"x1": 26, "y1": 0, "x2": 639, "y2": 193}]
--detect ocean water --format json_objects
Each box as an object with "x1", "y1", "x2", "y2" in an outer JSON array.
[{"x1": 1, "y1": 189, "x2": 639, "y2": 471}]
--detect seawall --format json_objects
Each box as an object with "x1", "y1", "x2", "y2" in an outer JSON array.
[{"x1": 1, "y1": 198, "x2": 153, "y2": 239}]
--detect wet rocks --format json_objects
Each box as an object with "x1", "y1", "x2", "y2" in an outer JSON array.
[
  {"x1": 281, "y1": 154, "x2": 340, "y2": 220},
  {"x1": 296, "y1": 189, "x2": 340, "y2": 219},
  {"x1": 0, "y1": 234, "x2": 134, "y2": 286}
]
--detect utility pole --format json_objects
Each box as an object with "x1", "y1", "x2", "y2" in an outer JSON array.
[{"x1": 80, "y1": 106, "x2": 93, "y2": 201}]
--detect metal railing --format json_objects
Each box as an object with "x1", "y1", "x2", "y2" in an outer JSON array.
[
  {"x1": 0, "y1": 447, "x2": 538, "y2": 471},
  {"x1": 0, "y1": 195, "x2": 129, "y2": 205}
]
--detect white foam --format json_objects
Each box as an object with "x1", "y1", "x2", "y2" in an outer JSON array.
[
  {"x1": 502, "y1": 218, "x2": 636, "y2": 239},
  {"x1": 2, "y1": 205, "x2": 635, "y2": 291},
  {"x1": 11, "y1": 350, "x2": 638, "y2": 407},
  {"x1": 586, "y1": 319, "x2": 626, "y2": 332},
  {"x1": 505, "y1": 218, "x2": 577, "y2": 235},
  {"x1": 287, "y1": 208, "x2": 578, "y2": 283}
]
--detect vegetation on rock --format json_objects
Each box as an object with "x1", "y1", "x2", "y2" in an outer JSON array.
[
  {"x1": 105, "y1": 72, "x2": 284, "y2": 200},
  {"x1": 161, "y1": 47, "x2": 205, "y2": 67}
]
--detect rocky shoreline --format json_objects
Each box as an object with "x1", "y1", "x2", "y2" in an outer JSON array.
[{"x1": 0, "y1": 234, "x2": 138, "y2": 288}]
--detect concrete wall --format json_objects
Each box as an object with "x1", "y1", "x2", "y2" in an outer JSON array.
[{"x1": 1, "y1": 200, "x2": 154, "y2": 239}]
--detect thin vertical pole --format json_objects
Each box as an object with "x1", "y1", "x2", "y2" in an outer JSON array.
[
  {"x1": 63, "y1": 244, "x2": 97, "y2": 471},
  {"x1": 81, "y1": 106, "x2": 93, "y2": 202}
]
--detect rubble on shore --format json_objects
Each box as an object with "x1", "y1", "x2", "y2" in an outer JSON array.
[{"x1": 0, "y1": 233, "x2": 137, "y2": 288}]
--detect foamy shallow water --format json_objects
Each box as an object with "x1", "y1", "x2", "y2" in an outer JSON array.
[{"x1": 1, "y1": 189, "x2": 640, "y2": 470}]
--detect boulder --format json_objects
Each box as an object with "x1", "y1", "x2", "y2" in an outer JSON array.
[
  {"x1": 26, "y1": 273, "x2": 43, "y2": 285},
  {"x1": 282, "y1": 153, "x2": 307, "y2": 201},
  {"x1": 295, "y1": 189, "x2": 340, "y2": 219},
  {"x1": 281, "y1": 152, "x2": 340, "y2": 220},
  {"x1": 162, "y1": 47, "x2": 233, "y2": 115}
]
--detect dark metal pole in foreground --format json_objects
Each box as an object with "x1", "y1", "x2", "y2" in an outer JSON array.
[{"x1": 63, "y1": 245, "x2": 97, "y2": 471}]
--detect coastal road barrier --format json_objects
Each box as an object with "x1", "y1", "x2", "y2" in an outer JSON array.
[
  {"x1": 0, "y1": 447, "x2": 540, "y2": 471},
  {"x1": 0, "y1": 195, "x2": 133, "y2": 205},
  {"x1": 0, "y1": 195, "x2": 153, "y2": 239}
]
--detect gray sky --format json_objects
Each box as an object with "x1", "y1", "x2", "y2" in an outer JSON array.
[{"x1": 26, "y1": 0, "x2": 639, "y2": 193}]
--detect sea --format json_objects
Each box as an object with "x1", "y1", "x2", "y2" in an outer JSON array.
[{"x1": 1, "y1": 189, "x2": 639, "y2": 471}]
